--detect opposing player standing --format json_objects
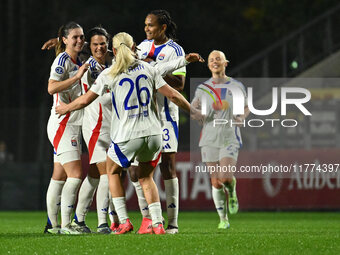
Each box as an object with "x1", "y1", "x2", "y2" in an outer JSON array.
[
  {"x1": 131, "y1": 9, "x2": 186, "y2": 234},
  {"x1": 55, "y1": 32, "x2": 202, "y2": 235},
  {"x1": 191, "y1": 50, "x2": 249, "y2": 229},
  {"x1": 45, "y1": 22, "x2": 89, "y2": 234}
]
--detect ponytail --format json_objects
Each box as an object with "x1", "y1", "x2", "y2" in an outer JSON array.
[
  {"x1": 55, "y1": 25, "x2": 65, "y2": 56},
  {"x1": 109, "y1": 32, "x2": 137, "y2": 78}
]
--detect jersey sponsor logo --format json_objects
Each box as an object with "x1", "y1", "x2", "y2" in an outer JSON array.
[
  {"x1": 55, "y1": 66, "x2": 64, "y2": 74},
  {"x1": 71, "y1": 139, "x2": 77, "y2": 146},
  {"x1": 158, "y1": 53, "x2": 165, "y2": 60}
]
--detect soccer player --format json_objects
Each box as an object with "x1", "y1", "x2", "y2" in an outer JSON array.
[
  {"x1": 68, "y1": 26, "x2": 119, "y2": 234},
  {"x1": 45, "y1": 22, "x2": 90, "y2": 234},
  {"x1": 130, "y1": 9, "x2": 186, "y2": 235},
  {"x1": 55, "y1": 32, "x2": 202, "y2": 234},
  {"x1": 42, "y1": 29, "x2": 121, "y2": 233},
  {"x1": 191, "y1": 50, "x2": 249, "y2": 229}
]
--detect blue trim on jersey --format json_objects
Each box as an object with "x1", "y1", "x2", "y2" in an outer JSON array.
[
  {"x1": 111, "y1": 92, "x2": 120, "y2": 119},
  {"x1": 76, "y1": 57, "x2": 82, "y2": 67},
  {"x1": 89, "y1": 58, "x2": 95, "y2": 71},
  {"x1": 168, "y1": 41, "x2": 183, "y2": 56},
  {"x1": 58, "y1": 52, "x2": 69, "y2": 67},
  {"x1": 112, "y1": 141, "x2": 130, "y2": 168},
  {"x1": 164, "y1": 97, "x2": 179, "y2": 141},
  {"x1": 89, "y1": 57, "x2": 97, "y2": 71},
  {"x1": 151, "y1": 44, "x2": 167, "y2": 61},
  {"x1": 234, "y1": 126, "x2": 242, "y2": 148}
]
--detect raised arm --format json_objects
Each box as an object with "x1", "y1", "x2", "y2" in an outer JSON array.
[
  {"x1": 41, "y1": 38, "x2": 58, "y2": 50},
  {"x1": 157, "y1": 84, "x2": 190, "y2": 112},
  {"x1": 154, "y1": 53, "x2": 204, "y2": 77}
]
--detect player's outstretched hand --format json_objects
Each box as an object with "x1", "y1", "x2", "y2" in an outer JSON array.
[
  {"x1": 185, "y1": 53, "x2": 205, "y2": 63},
  {"x1": 190, "y1": 104, "x2": 205, "y2": 125},
  {"x1": 55, "y1": 101, "x2": 69, "y2": 118},
  {"x1": 41, "y1": 38, "x2": 58, "y2": 50}
]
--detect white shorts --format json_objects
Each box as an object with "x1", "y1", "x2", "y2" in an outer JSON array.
[
  {"x1": 47, "y1": 116, "x2": 82, "y2": 165},
  {"x1": 107, "y1": 135, "x2": 162, "y2": 168},
  {"x1": 82, "y1": 126, "x2": 110, "y2": 165},
  {"x1": 161, "y1": 120, "x2": 178, "y2": 153},
  {"x1": 201, "y1": 144, "x2": 240, "y2": 163},
  {"x1": 54, "y1": 150, "x2": 81, "y2": 165}
]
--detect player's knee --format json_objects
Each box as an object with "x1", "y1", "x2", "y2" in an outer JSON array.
[
  {"x1": 88, "y1": 164, "x2": 100, "y2": 178},
  {"x1": 128, "y1": 166, "x2": 139, "y2": 182},
  {"x1": 211, "y1": 178, "x2": 222, "y2": 189},
  {"x1": 160, "y1": 160, "x2": 177, "y2": 180},
  {"x1": 107, "y1": 166, "x2": 121, "y2": 175}
]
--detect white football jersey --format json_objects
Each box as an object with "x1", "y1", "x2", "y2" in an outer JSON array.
[
  {"x1": 49, "y1": 52, "x2": 83, "y2": 125},
  {"x1": 138, "y1": 39, "x2": 186, "y2": 121},
  {"x1": 192, "y1": 77, "x2": 247, "y2": 148},
  {"x1": 90, "y1": 60, "x2": 166, "y2": 143},
  {"x1": 81, "y1": 56, "x2": 112, "y2": 132}
]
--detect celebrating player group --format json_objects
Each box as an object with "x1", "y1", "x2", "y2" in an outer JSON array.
[{"x1": 42, "y1": 9, "x2": 248, "y2": 235}]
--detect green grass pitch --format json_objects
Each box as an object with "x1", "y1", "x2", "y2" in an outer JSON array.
[{"x1": 0, "y1": 211, "x2": 339, "y2": 254}]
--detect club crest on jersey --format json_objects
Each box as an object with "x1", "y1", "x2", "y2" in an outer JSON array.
[
  {"x1": 55, "y1": 66, "x2": 64, "y2": 74},
  {"x1": 91, "y1": 71, "x2": 99, "y2": 79},
  {"x1": 71, "y1": 139, "x2": 77, "y2": 146},
  {"x1": 158, "y1": 54, "x2": 165, "y2": 60}
]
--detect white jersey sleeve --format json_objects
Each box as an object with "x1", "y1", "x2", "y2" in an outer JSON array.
[
  {"x1": 154, "y1": 56, "x2": 188, "y2": 77},
  {"x1": 49, "y1": 53, "x2": 71, "y2": 81},
  {"x1": 90, "y1": 70, "x2": 110, "y2": 96}
]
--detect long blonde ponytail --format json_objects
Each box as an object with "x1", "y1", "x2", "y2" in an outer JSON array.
[{"x1": 110, "y1": 32, "x2": 137, "y2": 78}]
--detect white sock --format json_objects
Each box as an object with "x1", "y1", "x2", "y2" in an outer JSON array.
[
  {"x1": 148, "y1": 202, "x2": 163, "y2": 226},
  {"x1": 212, "y1": 186, "x2": 227, "y2": 221},
  {"x1": 46, "y1": 179, "x2": 65, "y2": 227},
  {"x1": 112, "y1": 197, "x2": 128, "y2": 224},
  {"x1": 108, "y1": 193, "x2": 119, "y2": 224},
  {"x1": 96, "y1": 174, "x2": 110, "y2": 226},
  {"x1": 132, "y1": 181, "x2": 150, "y2": 219},
  {"x1": 164, "y1": 178, "x2": 179, "y2": 227},
  {"x1": 60, "y1": 177, "x2": 82, "y2": 228},
  {"x1": 75, "y1": 176, "x2": 99, "y2": 222}
]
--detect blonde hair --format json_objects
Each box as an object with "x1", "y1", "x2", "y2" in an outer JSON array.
[
  {"x1": 109, "y1": 32, "x2": 136, "y2": 78},
  {"x1": 208, "y1": 50, "x2": 229, "y2": 63}
]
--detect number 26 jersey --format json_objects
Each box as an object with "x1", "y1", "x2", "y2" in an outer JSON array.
[{"x1": 90, "y1": 60, "x2": 166, "y2": 143}]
